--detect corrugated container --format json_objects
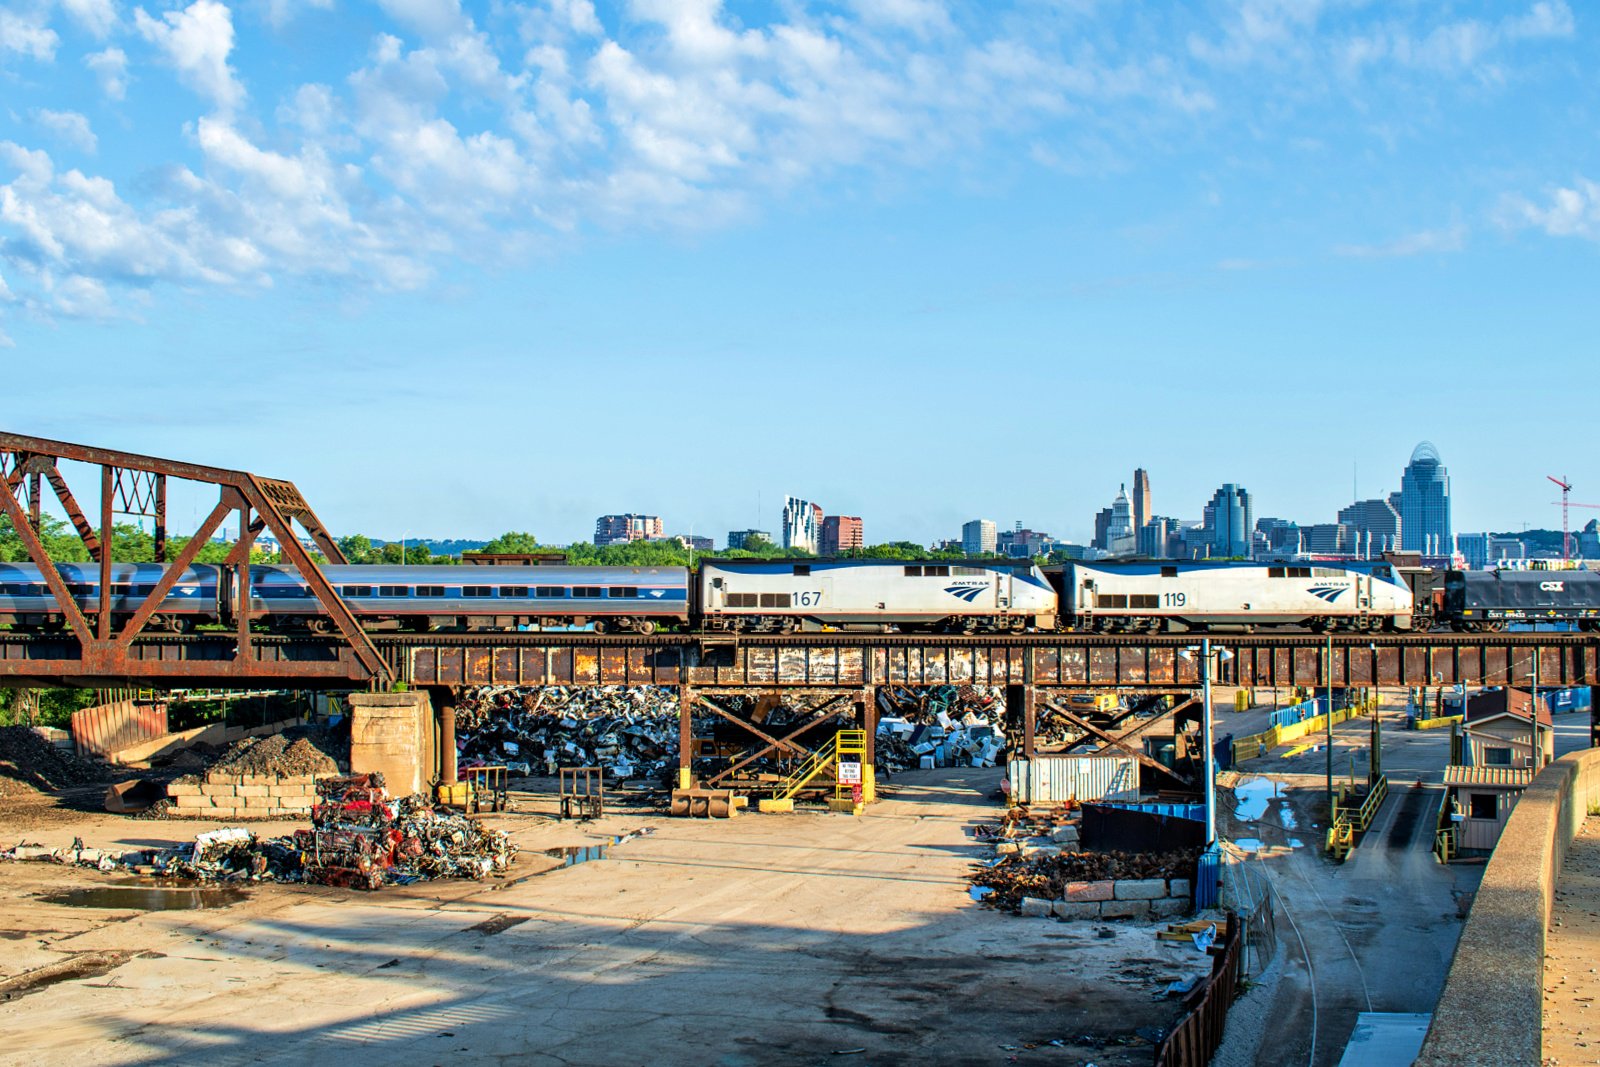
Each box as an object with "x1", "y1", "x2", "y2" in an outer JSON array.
[{"x1": 1006, "y1": 755, "x2": 1139, "y2": 805}]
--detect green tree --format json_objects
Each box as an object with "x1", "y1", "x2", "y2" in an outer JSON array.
[
  {"x1": 338, "y1": 534, "x2": 375, "y2": 562},
  {"x1": 480, "y1": 531, "x2": 541, "y2": 554}
]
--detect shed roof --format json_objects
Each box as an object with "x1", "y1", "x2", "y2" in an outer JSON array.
[{"x1": 1443, "y1": 766, "x2": 1536, "y2": 788}]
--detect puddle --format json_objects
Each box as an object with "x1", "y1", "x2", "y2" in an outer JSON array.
[
  {"x1": 544, "y1": 845, "x2": 608, "y2": 867},
  {"x1": 1233, "y1": 838, "x2": 1265, "y2": 852},
  {"x1": 41, "y1": 886, "x2": 248, "y2": 910},
  {"x1": 1233, "y1": 777, "x2": 1281, "y2": 821}
]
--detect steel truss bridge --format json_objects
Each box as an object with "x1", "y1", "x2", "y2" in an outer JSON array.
[{"x1": 3, "y1": 430, "x2": 1597, "y2": 779}]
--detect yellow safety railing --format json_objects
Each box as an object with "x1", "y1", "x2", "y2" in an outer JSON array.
[
  {"x1": 1326, "y1": 775, "x2": 1388, "y2": 860},
  {"x1": 1434, "y1": 826, "x2": 1457, "y2": 863},
  {"x1": 773, "y1": 730, "x2": 866, "y2": 802},
  {"x1": 1413, "y1": 714, "x2": 1464, "y2": 731}
]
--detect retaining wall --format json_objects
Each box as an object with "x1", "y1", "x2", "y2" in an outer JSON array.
[
  {"x1": 1019, "y1": 877, "x2": 1193, "y2": 921},
  {"x1": 1414, "y1": 747, "x2": 1600, "y2": 1065},
  {"x1": 165, "y1": 769, "x2": 336, "y2": 819}
]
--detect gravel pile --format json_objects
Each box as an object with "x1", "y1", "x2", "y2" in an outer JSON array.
[
  {"x1": 205, "y1": 734, "x2": 339, "y2": 779},
  {"x1": 0, "y1": 726, "x2": 110, "y2": 795}
]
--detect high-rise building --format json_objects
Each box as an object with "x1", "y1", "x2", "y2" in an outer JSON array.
[
  {"x1": 1203, "y1": 484, "x2": 1252, "y2": 558},
  {"x1": 595, "y1": 514, "x2": 663, "y2": 545},
  {"x1": 1108, "y1": 486, "x2": 1135, "y2": 555},
  {"x1": 1459, "y1": 534, "x2": 1526, "y2": 569},
  {"x1": 1132, "y1": 469, "x2": 1152, "y2": 533},
  {"x1": 1400, "y1": 442, "x2": 1451, "y2": 555},
  {"x1": 962, "y1": 519, "x2": 996, "y2": 555},
  {"x1": 1338, "y1": 498, "x2": 1402, "y2": 556},
  {"x1": 1092, "y1": 508, "x2": 1113, "y2": 550},
  {"x1": 820, "y1": 515, "x2": 863, "y2": 555},
  {"x1": 1137, "y1": 517, "x2": 1171, "y2": 559},
  {"x1": 781, "y1": 496, "x2": 822, "y2": 552},
  {"x1": 727, "y1": 529, "x2": 773, "y2": 550},
  {"x1": 1305, "y1": 523, "x2": 1352, "y2": 555},
  {"x1": 672, "y1": 534, "x2": 713, "y2": 553},
  {"x1": 1256, "y1": 518, "x2": 1301, "y2": 556},
  {"x1": 998, "y1": 526, "x2": 1055, "y2": 559}
]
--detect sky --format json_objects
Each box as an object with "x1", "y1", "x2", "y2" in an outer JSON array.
[{"x1": 3, "y1": 0, "x2": 1599, "y2": 548}]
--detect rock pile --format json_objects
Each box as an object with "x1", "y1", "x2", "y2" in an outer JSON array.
[{"x1": 0, "y1": 726, "x2": 110, "y2": 796}]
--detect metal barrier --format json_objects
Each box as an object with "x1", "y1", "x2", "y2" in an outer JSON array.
[
  {"x1": 1154, "y1": 911, "x2": 1242, "y2": 1067},
  {"x1": 1223, "y1": 859, "x2": 1279, "y2": 980},
  {"x1": 1326, "y1": 775, "x2": 1388, "y2": 860},
  {"x1": 559, "y1": 766, "x2": 604, "y2": 820},
  {"x1": 462, "y1": 765, "x2": 508, "y2": 814}
]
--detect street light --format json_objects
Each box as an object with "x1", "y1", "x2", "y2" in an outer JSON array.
[{"x1": 1182, "y1": 641, "x2": 1234, "y2": 848}]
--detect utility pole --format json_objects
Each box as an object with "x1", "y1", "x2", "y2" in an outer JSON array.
[
  {"x1": 1202, "y1": 638, "x2": 1216, "y2": 847},
  {"x1": 1325, "y1": 630, "x2": 1334, "y2": 817}
]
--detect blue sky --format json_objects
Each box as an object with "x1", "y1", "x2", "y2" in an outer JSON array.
[{"x1": 3, "y1": 0, "x2": 1598, "y2": 547}]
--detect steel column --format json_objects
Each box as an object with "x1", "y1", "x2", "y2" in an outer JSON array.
[{"x1": 98, "y1": 464, "x2": 112, "y2": 641}]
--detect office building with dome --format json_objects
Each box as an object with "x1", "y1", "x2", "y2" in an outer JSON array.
[{"x1": 1400, "y1": 441, "x2": 1451, "y2": 554}]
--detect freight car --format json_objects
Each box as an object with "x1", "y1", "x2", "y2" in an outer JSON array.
[
  {"x1": 1443, "y1": 569, "x2": 1600, "y2": 632},
  {"x1": 697, "y1": 558, "x2": 1056, "y2": 633},
  {"x1": 1043, "y1": 560, "x2": 1415, "y2": 632}
]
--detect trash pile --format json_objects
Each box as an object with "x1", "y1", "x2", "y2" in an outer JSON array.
[
  {"x1": 875, "y1": 685, "x2": 1006, "y2": 771},
  {"x1": 209, "y1": 733, "x2": 340, "y2": 778},
  {"x1": 4, "y1": 775, "x2": 516, "y2": 890},
  {"x1": 970, "y1": 846, "x2": 1201, "y2": 913},
  {"x1": 454, "y1": 686, "x2": 684, "y2": 782},
  {"x1": 0, "y1": 726, "x2": 111, "y2": 797}
]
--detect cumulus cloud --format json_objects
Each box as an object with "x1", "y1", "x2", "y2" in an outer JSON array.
[
  {"x1": 34, "y1": 110, "x2": 97, "y2": 154},
  {"x1": 135, "y1": 0, "x2": 245, "y2": 112},
  {"x1": 60, "y1": 0, "x2": 120, "y2": 39},
  {"x1": 0, "y1": 6, "x2": 59, "y2": 60},
  {"x1": 1335, "y1": 224, "x2": 1467, "y2": 258},
  {"x1": 85, "y1": 47, "x2": 129, "y2": 99},
  {"x1": 1502, "y1": 179, "x2": 1600, "y2": 242}
]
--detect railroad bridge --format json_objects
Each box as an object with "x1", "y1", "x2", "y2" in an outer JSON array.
[{"x1": 3, "y1": 429, "x2": 1597, "y2": 793}]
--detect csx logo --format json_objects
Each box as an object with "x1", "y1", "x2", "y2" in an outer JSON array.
[{"x1": 1541, "y1": 581, "x2": 1565, "y2": 592}]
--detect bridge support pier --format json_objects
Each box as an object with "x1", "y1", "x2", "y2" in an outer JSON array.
[
  {"x1": 678, "y1": 685, "x2": 694, "y2": 790},
  {"x1": 859, "y1": 685, "x2": 876, "y2": 803}
]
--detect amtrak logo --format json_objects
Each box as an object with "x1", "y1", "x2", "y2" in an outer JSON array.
[
  {"x1": 1308, "y1": 584, "x2": 1346, "y2": 602},
  {"x1": 945, "y1": 585, "x2": 987, "y2": 603},
  {"x1": 648, "y1": 590, "x2": 664, "y2": 598}
]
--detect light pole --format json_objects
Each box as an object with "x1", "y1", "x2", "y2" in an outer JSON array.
[
  {"x1": 1202, "y1": 638, "x2": 1215, "y2": 846},
  {"x1": 1325, "y1": 630, "x2": 1334, "y2": 817}
]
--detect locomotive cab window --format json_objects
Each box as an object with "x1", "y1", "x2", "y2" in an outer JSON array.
[
  {"x1": 499, "y1": 586, "x2": 530, "y2": 598},
  {"x1": 462, "y1": 586, "x2": 492, "y2": 597},
  {"x1": 904, "y1": 566, "x2": 922, "y2": 577},
  {"x1": 341, "y1": 585, "x2": 373, "y2": 597},
  {"x1": 1161, "y1": 567, "x2": 1178, "y2": 578},
  {"x1": 792, "y1": 565, "x2": 810, "y2": 576}
]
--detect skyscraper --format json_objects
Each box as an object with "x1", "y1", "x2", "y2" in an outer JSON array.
[
  {"x1": 820, "y1": 515, "x2": 863, "y2": 555},
  {"x1": 1338, "y1": 498, "x2": 1402, "y2": 556},
  {"x1": 1108, "y1": 486, "x2": 1135, "y2": 555},
  {"x1": 782, "y1": 496, "x2": 822, "y2": 552},
  {"x1": 962, "y1": 519, "x2": 996, "y2": 555},
  {"x1": 1203, "y1": 484, "x2": 1252, "y2": 558},
  {"x1": 1093, "y1": 508, "x2": 1113, "y2": 550},
  {"x1": 1132, "y1": 469, "x2": 1151, "y2": 533},
  {"x1": 1400, "y1": 442, "x2": 1451, "y2": 555}
]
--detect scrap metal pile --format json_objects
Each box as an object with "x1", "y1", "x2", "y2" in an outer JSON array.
[
  {"x1": 874, "y1": 685, "x2": 1006, "y2": 772},
  {"x1": 970, "y1": 828, "x2": 1201, "y2": 914},
  {"x1": 3, "y1": 775, "x2": 515, "y2": 890},
  {"x1": 455, "y1": 686, "x2": 683, "y2": 782}
]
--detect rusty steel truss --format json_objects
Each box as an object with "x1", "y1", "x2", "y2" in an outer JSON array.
[{"x1": 0, "y1": 431, "x2": 390, "y2": 688}]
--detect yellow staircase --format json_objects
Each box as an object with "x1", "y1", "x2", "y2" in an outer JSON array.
[{"x1": 758, "y1": 730, "x2": 867, "y2": 814}]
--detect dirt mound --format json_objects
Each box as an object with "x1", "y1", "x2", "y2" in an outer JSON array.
[
  {"x1": 207, "y1": 734, "x2": 338, "y2": 779},
  {"x1": 0, "y1": 726, "x2": 111, "y2": 795}
]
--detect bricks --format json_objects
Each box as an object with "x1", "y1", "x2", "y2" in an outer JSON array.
[
  {"x1": 1020, "y1": 897, "x2": 1055, "y2": 917},
  {"x1": 165, "y1": 782, "x2": 201, "y2": 797},
  {"x1": 242, "y1": 794, "x2": 274, "y2": 809},
  {"x1": 200, "y1": 783, "x2": 236, "y2": 797},
  {"x1": 236, "y1": 785, "x2": 269, "y2": 798},
  {"x1": 1062, "y1": 880, "x2": 1115, "y2": 903},
  {"x1": 1168, "y1": 879, "x2": 1192, "y2": 900},
  {"x1": 1099, "y1": 900, "x2": 1149, "y2": 919},
  {"x1": 1053, "y1": 901, "x2": 1101, "y2": 921},
  {"x1": 1113, "y1": 878, "x2": 1168, "y2": 901},
  {"x1": 172, "y1": 795, "x2": 213, "y2": 808}
]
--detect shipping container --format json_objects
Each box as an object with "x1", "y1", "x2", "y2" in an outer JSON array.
[{"x1": 1006, "y1": 755, "x2": 1140, "y2": 804}]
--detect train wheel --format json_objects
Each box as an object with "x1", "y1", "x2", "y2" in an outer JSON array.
[
  {"x1": 636, "y1": 619, "x2": 657, "y2": 635},
  {"x1": 592, "y1": 619, "x2": 610, "y2": 635}
]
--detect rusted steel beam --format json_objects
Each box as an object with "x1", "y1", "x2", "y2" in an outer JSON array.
[
  {"x1": 113, "y1": 498, "x2": 231, "y2": 646},
  {"x1": 1080, "y1": 695, "x2": 1199, "y2": 756},
  {"x1": 1044, "y1": 698, "x2": 1189, "y2": 783},
  {"x1": 27, "y1": 471, "x2": 39, "y2": 533},
  {"x1": 697, "y1": 695, "x2": 808, "y2": 756},
  {"x1": 0, "y1": 431, "x2": 247, "y2": 485},
  {"x1": 703, "y1": 696, "x2": 853, "y2": 787},
  {"x1": 41, "y1": 462, "x2": 101, "y2": 560},
  {"x1": 98, "y1": 464, "x2": 113, "y2": 641},
  {"x1": 154, "y1": 473, "x2": 166, "y2": 562},
  {"x1": 0, "y1": 480, "x2": 93, "y2": 645}
]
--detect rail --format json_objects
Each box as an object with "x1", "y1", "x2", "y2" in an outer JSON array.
[
  {"x1": 1154, "y1": 911, "x2": 1242, "y2": 1067},
  {"x1": 1326, "y1": 774, "x2": 1388, "y2": 860}
]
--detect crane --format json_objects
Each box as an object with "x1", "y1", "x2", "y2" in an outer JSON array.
[{"x1": 1548, "y1": 476, "x2": 1600, "y2": 561}]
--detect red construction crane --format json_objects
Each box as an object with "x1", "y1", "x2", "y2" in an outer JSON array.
[{"x1": 1549, "y1": 476, "x2": 1600, "y2": 561}]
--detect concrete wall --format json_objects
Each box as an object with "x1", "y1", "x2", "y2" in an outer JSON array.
[
  {"x1": 1415, "y1": 747, "x2": 1600, "y2": 1066},
  {"x1": 348, "y1": 691, "x2": 437, "y2": 799},
  {"x1": 166, "y1": 770, "x2": 334, "y2": 819}
]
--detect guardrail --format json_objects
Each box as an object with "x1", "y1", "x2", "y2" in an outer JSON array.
[
  {"x1": 1411, "y1": 714, "x2": 1464, "y2": 731},
  {"x1": 1326, "y1": 775, "x2": 1388, "y2": 860},
  {"x1": 1233, "y1": 703, "x2": 1370, "y2": 763},
  {"x1": 1154, "y1": 911, "x2": 1242, "y2": 1067}
]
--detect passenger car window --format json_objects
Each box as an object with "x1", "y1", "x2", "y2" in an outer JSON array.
[{"x1": 904, "y1": 566, "x2": 922, "y2": 577}]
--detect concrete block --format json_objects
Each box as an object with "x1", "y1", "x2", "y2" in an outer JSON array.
[
  {"x1": 1150, "y1": 897, "x2": 1191, "y2": 919},
  {"x1": 200, "y1": 783, "x2": 235, "y2": 797},
  {"x1": 349, "y1": 691, "x2": 436, "y2": 799},
  {"x1": 1099, "y1": 899, "x2": 1150, "y2": 919},
  {"x1": 279, "y1": 775, "x2": 313, "y2": 786},
  {"x1": 235, "y1": 785, "x2": 269, "y2": 798},
  {"x1": 1050, "y1": 825, "x2": 1080, "y2": 845},
  {"x1": 164, "y1": 782, "x2": 201, "y2": 797},
  {"x1": 1053, "y1": 901, "x2": 1102, "y2": 921},
  {"x1": 242, "y1": 794, "x2": 274, "y2": 808},
  {"x1": 1020, "y1": 844, "x2": 1060, "y2": 859},
  {"x1": 995, "y1": 841, "x2": 1021, "y2": 855},
  {"x1": 1019, "y1": 897, "x2": 1055, "y2": 917},
  {"x1": 173, "y1": 794, "x2": 213, "y2": 808},
  {"x1": 277, "y1": 796, "x2": 313, "y2": 810},
  {"x1": 208, "y1": 806, "x2": 241, "y2": 819},
  {"x1": 757, "y1": 798, "x2": 794, "y2": 813},
  {"x1": 10, "y1": 846, "x2": 54, "y2": 860},
  {"x1": 1168, "y1": 879, "x2": 1192, "y2": 900},
  {"x1": 1062, "y1": 880, "x2": 1115, "y2": 903},
  {"x1": 1114, "y1": 878, "x2": 1169, "y2": 901}
]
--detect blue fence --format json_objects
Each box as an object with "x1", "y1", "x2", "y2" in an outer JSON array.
[
  {"x1": 1196, "y1": 847, "x2": 1223, "y2": 909},
  {"x1": 1268, "y1": 698, "x2": 1325, "y2": 730},
  {"x1": 1097, "y1": 800, "x2": 1207, "y2": 822}
]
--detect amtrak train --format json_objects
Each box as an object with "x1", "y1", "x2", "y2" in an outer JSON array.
[{"x1": 0, "y1": 556, "x2": 1487, "y2": 634}]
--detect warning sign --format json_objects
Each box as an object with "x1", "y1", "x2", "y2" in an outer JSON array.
[{"x1": 837, "y1": 761, "x2": 862, "y2": 784}]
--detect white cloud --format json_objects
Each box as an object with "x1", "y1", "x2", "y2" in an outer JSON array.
[
  {"x1": 1502, "y1": 179, "x2": 1600, "y2": 242},
  {"x1": 135, "y1": 0, "x2": 245, "y2": 112},
  {"x1": 263, "y1": 0, "x2": 332, "y2": 30},
  {"x1": 60, "y1": 0, "x2": 120, "y2": 39},
  {"x1": 34, "y1": 110, "x2": 98, "y2": 154},
  {"x1": 0, "y1": 6, "x2": 59, "y2": 60},
  {"x1": 1335, "y1": 224, "x2": 1467, "y2": 258},
  {"x1": 85, "y1": 47, "x2": 129, "y2": 99}
]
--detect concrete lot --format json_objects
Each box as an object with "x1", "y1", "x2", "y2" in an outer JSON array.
[{"x1": 0, "y1": 769, "x2": 1200, "y2": 1067}]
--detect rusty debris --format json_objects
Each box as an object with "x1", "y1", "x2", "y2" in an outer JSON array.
[{"x1": 970, "y1": 847, "x2": 1201, "y2": 913}]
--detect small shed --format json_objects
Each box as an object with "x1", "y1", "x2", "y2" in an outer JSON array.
[
  {"x1": 1443, "y1": 765, "x2": 1536, "y2": 854},
  {"x1": 1463, "y1": 688, "x2": 1553, "y2": 771}
]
